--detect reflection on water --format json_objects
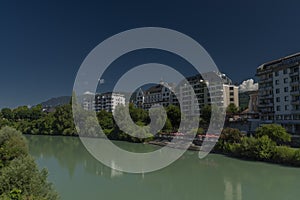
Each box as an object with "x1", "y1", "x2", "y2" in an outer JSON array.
[
  {"x1": 27, "y1": 135, "x2": 300, "y2": 200},
  {"x1": 224, "y1": 179, "x2": 242, "y2": 200}
]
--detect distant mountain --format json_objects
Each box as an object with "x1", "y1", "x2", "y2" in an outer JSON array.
[{"x1": 40, "y1": 96, "x2": 71, "y2": 108}]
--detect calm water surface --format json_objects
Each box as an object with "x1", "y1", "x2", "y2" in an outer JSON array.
[{"x1": 26, "y1": 135, "x2": 300, "y2": 200}]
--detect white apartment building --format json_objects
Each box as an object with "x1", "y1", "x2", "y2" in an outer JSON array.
[
  {"x1": 256, "y1": 52, "x2": 300, "y2": 133},
  {"x1": 81, "y1": 92, "x2": 95, "y2": 111},
  {"x1": 95, "y1": 92, "x2": 125, "y2": 113},
  {"x1": 177, "y1": 72, "x2": 239, "y2": 116}
]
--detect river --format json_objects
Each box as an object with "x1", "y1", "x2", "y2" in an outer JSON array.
[{"x1": 26, "y1": 135, "x2": 300, "y2": 200}]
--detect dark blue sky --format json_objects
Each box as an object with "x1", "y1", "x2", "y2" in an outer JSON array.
[{"x1": 1, "y1": 0, "x2": 300, "y2": 108}]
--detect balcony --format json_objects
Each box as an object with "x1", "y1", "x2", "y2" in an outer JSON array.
[
  {"x1": 290, "y1": 81, "x2": 299, "y2": 86},
  {"x1": 290, "y1": 90, "x2": 300, "y2": 95},
  {"x1": 292, "y1": 100, "x2": 300, "y2": 105},
  {"x1": 290, "y1": 71, "x2": 299, "y2": 76},
  {"x1": 259, "y1": 77, "x2": 273, "y2": 84},
  {"x1": 291, "y1": 109, "x2": 300, "y2": 114}
]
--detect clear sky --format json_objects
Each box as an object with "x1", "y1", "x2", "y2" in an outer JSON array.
[{"x1": 1, "y1": 0, "x2": 300, "y2": 108}]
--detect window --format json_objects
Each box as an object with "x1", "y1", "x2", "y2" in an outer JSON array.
[
  {"x1": 275, "y1": 71, "x2": 279, "y2": 76},
  {"x1": 276, "y1": 97, "x2": 280, "y2": 102},
  {"x1": 230, "y1": 98, "x2": 234, "y2": 101},
  {"x1": 229, "y1": 87, "x2": 234, "y2": 90},
  {"x1": 285, "y1": 105, "x2": 289, "y2": 111},
  {"x1": 283, "y1": 69, "x2": 288, "y2": 74},
  {"x1": 277, "y1": 106, "x2": 281, "y2": 111},
  {"x1": 285, "y1": 96, "x2": 289, "y2": 101},
  {"x1": 284, "y1": 87, "x2": 289, "y2": 92},
  {"x1": 284, "y1": 78, "x2": 288, "y2": 83},
  {"x1": 276, "y1": 88, "x2": 280, "y2": 94},
  {"x1": 230, "y1": 92, "x2": 234, "y2": 96},
  {"x1": 275, "y1": 80, "x2": 279, "y2": 85}
]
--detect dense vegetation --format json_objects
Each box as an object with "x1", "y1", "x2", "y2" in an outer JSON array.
[
  {"x1": 0, "y1": 103, "x2": 183, "y2": 142},
  {"x1": 215, "y1": 125, "x2": 300, "y2": 167},
  {"x1": 0, "y1": 126, "x2": 58, "y2": 199},
  {"x1": 1, "y1": 103, "x2": 300, "y2": 167}
]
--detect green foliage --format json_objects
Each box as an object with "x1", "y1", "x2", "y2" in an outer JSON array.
[
  {"x1": 166, "y1": 105, "x2": 181, "y2": 130},
  {"x1": 239, "y1": 136, "x2": 276, "y2": 160},
  {"x1": 201, "y1": 105, "x2": 211, "y2": 124},
  {"x1": 216, "y1": 128, "x2": 244, "y2": 153},
  {"x1": 226, "y1": 103, "x2": 239, "y2": 114},
  {"x1": 1, "y1": 108, "x2": 14, "y2": 121},
  {"x1": 255, "y1": 124, "x2": 291, "y2": 145},
  {"x1": 272, "y1": 146, "x2": 297, "y2": 164},
  {"x1": 0, "y1": 127, "x2": 28, "y2": 167},
  {"x1": 97, "y1": 110, "x2": 114, "y2": 130},
  {"x1": 162, "y1": 118, "x2": 173, "y2": 133},
  {"x1": 0, "y1": 127, "x2": 58, "y2": 199},
  {"x1": 219, "y1": 128, "x2": 244, "y2": 144}
]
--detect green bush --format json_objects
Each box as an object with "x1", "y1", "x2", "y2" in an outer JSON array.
[
  {"x1": 255, "y1": 124, "x2": 291, "y2": 145},
  {"x1": 272, "y1": 146, "x2": 296, "y2": 164},
  {"x1": 239, "y1": 136, "x2": 276, "y2": 161},
  {"x1": 0, "y1": 126, "x2": 58, "y2": 199}
]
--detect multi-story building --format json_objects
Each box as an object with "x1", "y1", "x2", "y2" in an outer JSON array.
[
  {"x1": 81, "y1": 92, "x2": 95, "y2": 111},
  {"x1": 223, "y1": 84, "x2": 239, "y2": 108},
  {"x1": 141, "y1": 82, "x2": 175, "y2": 110},
  {"x1": 95, "y1": 92, "x2": 125, "y2": 113},
  {"x1": 134, "y1": 72, "x2": 239, "y2": 117},
  {"x1": 176, "y1": 72, "x2": 239, "y2": 116},
  {"x1": 256, "y1": 52, "x2": 300, "y2": 133}
]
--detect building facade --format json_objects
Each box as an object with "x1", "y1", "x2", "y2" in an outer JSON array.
[
  {"x1": 256, "y1": 53, "x2": 300, "y2": 133},
  {"x1": 95, "y1": 92, "x2": 125, "y2": 113},
  {"x1": 139, "y1": 82, "x2": 175, "y2": 110},
  {"x1": 134, "y1": 72, "x2": 239, "y2": 117}
]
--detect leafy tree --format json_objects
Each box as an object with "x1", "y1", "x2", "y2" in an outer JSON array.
[
  {"x1": 219, "y1": 128, "x2": 244, "y2": 143},
  {"x1": 239, "y1": 135, "x2": 276, "y2": 160},
  {"x1": 162, "y1": 118, "x2": 173, "y2": 133},
  {"x1": 1, "y1": 108, "x2": 14, "y2": 121},
  {"x1": 97, "y1": 110, "x2": 114, "y2": 130},
  {"x1": 0, "y1": 126, "x2": 58, "y2": 199},
  {"x1": 201, "y1": 105, "x2": 211, "y2": 123},
  {"x1": 52, "y1": 104, "x2": 76, "y2": 135},
  {"x1": 166, "y1": 105, "x2": 181, "y2": 129},
  {"x1": 255, "y1": 124, "x2": 291, "y2": 145},
  {"x1": 216, "y1": 128, "x2": 244, "y2": 153},
  {"x1": 13, "y1": 106, "x2": 30, "y2": 120},
  {"x1": 128, "y1": 103, "x2": 149, "y2": 124},
  {"x1": 226, "y1": 103, "x2": 239, "y2": 114}
]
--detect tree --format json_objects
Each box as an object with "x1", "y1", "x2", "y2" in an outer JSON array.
[
  {"x1": 166, "y1": 105, "x2": 181, "y2": 130},
  {"x1": 0, "y1": 126, "x2": 58, "y2": 199},
  {"x1": 219, "y1": 128, "x2": 244, "y2": 143},
  {"x1": 226, "y1": 103, "x2": 239, "y2": 115},
  {"x1": 97, "y1": 110, "x2": 114, "y2": 130},
  {"x1": 13, "y1": 106, "x2": 30, "y2": 120},
  {"x1": 239, "y1": 135, "x2": 276, "y2": 160},
  {"x1": 201, "y1": 105, "x2": 211, "y2": 124},
  {"x1": 162, "y1": 118, "x2": 173, "y2": 133},
  {"x1": 255, "y1": 124, "x2": 291, "y2": 145},
  {"x1": 1, "y1": 108, "x2": 14, "y2": 121}
]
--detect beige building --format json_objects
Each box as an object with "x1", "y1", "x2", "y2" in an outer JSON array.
[{"x1": 223, "y1": 84, "x2": 239, "y2": 108}]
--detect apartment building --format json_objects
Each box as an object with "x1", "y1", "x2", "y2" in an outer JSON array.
[
  {"x1": 256, "y1": 53, "x2": 300, "y2": 133},
  {"x1": 94, "y1": 92, "x2": 125, "y2": 113},
  {"x1": 176, "y1": 72, "x2": 239, "y2": 116},
  {"x1": 139, "y1": 82, "x2": 175, "y2": 110},
  {"x1": 134, "y1": 72, "x2": 239, "y2": 117}
]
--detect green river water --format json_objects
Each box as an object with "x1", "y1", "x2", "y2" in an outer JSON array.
[{"x1": 26, "y1": 135, "x2": 300, "y2": 200}]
